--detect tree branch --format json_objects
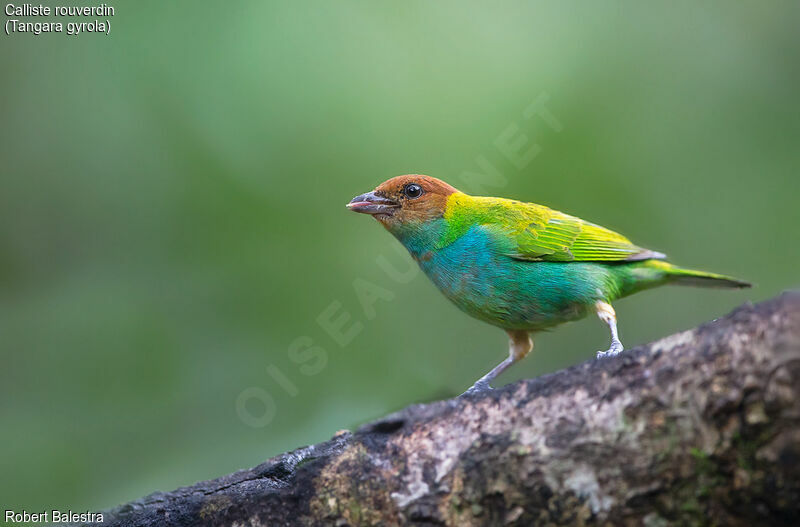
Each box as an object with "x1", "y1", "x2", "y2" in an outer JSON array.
[{"x1": 92, "y1": 292, "x2": 800, "y2": 526}]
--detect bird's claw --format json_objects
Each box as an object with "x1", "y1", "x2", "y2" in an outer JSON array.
[
  {"x1": 459, "y1": 380, "x2": 493, "y2": 397},
  {"x1": 596, "y1": 347, "x2": 623, "y2": 359}
]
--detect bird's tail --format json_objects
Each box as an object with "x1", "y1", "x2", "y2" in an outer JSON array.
[{"x1": 651, "y1": 261, "x2": 751, "y2": 289}]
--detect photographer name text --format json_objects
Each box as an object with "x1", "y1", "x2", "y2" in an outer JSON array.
[{"x1": 5, "y1": 509, "x2": 104, "y2": 523}]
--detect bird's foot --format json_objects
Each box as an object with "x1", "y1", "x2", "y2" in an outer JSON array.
[
  {"x1": 596, "y1": 349, "x2": 618, "y2": 359},
  {"x1": 459, "y1": 380, "x2": 493, "y2": 397},
  {"x1": 596, "y1": 343, "x2": 624, "y2": 359}
]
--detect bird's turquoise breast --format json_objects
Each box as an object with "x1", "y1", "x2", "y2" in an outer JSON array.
[{"x1": 415, "y1": 225, "x2": 615, "y2": 331}]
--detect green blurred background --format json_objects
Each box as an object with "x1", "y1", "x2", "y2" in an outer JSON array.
[{"x1": 1, "y1": 0, "x2": 798, "y2": 513}]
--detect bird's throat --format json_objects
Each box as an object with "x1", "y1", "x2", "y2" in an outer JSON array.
[{"x1": 386, "y1": 217, "x2": 447, "y2": 261}]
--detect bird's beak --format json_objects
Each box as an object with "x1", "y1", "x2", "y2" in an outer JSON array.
[{"x1": 346, "y1": 191, "x2": 399, "y2": 215}]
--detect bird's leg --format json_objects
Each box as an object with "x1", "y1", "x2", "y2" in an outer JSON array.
[
  {"x1": 461, "y1": 330, "x2": 533, "y2": 395},
  {"x1": 595, "y1": 300, "x2": 624, "y2": 358}
]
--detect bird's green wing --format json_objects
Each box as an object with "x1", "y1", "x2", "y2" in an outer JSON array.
[
  {"x1": 509, "y1": 209, "x2": 664, "y2": 262},
  {"x1": 445, "y1": 194, "x2": 665, "y2": 262}
]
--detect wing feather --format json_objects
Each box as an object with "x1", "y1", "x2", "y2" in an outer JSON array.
[{"x1": 448, "y1": 195, "x2": 665, "y2": 263}]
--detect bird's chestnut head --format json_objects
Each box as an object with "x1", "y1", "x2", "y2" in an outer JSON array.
[{"x1": 346, "y1": 175, "x2": 459, "y2": 228}]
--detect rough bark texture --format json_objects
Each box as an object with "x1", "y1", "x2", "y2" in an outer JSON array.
[{"x1": 91, "y1": 292, "x2": 800, "y2": 527}]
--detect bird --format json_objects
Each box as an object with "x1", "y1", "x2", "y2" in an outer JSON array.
[{"x1": 346, "y1": 175, "x2": 750, "y2": 394}]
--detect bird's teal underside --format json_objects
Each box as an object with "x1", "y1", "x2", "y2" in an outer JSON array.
[{"x1": 396, "y1": 219, "x2": 667, "y2": 331}]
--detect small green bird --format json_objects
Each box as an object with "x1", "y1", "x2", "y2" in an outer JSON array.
[{"x1": 347, "y1": 175, "x2": 750, "y2": 393}]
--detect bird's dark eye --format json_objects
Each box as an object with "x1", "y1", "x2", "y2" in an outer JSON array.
[{"x1": 404, "y1": 183, "x2": 423, "y2": 199}]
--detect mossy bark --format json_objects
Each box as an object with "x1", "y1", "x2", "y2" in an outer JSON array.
[{"x1": 91, "y1": 292, "x2": 800, "y2": 527}]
